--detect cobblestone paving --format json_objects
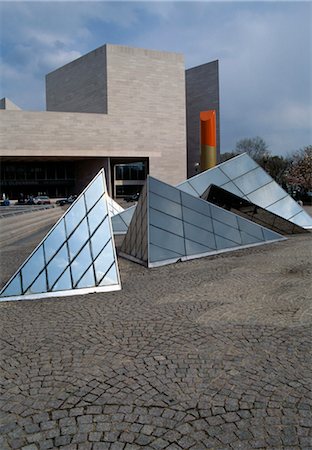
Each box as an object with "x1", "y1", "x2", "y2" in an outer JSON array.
[{"x1": 0, "y1": 229, "x2": 311, "y2": 449}]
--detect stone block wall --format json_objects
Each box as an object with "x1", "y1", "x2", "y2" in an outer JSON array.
[{"x1": 46, "y1": 46, "x2": 108, "y2": 114}]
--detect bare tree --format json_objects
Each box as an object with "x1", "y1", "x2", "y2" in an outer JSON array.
[{"x1": 235, "y1": 136, "x2": 270, "y2": 162}]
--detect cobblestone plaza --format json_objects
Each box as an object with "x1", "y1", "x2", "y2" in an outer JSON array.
[{"x1": 0, "y1": 217, "x2": 311, "y2": 449}]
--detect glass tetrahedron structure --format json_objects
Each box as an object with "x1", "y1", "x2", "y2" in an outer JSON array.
[
  {"x1": 177, "y1": 153, "x2": 312, "y2": 229},
  {"x1": 202, "y1": 184, "x2": 307, "y2": 235},
  {"x1": 107, "y1": 196, "x2": 124, "y2": 217},
  {"x1": 112, "y1": 205, "x2": 136, "y2": 234},
  {"x1": 0, "y1": 169, "x2": 121, "y2": 301},
  {"x1": 119, "y1": 176, "x2": 286, "y2": 268}
]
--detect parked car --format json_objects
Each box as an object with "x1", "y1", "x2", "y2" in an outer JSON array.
[
  {"x1": 33, "y1": 195, "x2": 51, "y2": 205},
  {"x1": 125, "y1": 192, "x2": 140, "y2": 202},
  {"x1": 56, "y1": 195, "x2": 77, "y2": 206}
]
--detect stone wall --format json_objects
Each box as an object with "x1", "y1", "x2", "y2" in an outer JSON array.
[
  {"x1": 1, "y1": 45, "x2": 187, "y2": 186},
  {"x1": 46, "y1": 46, "x2": 108, "y2": 114}
]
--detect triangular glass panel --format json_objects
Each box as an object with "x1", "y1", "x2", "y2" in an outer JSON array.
[
  {"x1": 177, "y1": 153, "x2": 312, "y2": 229},
  {"x1": 87, "y1": 197, "x2": 107, "y2": 234},
  {"x1": 120, "y1": 176, "x2": 286, "y2": 268},
  {"x1": 90, "y1": 218, "x2": 111, "y2": 259},
  {"x1": 52, "y1": 268, "x2": 72, "y2": 292},
  {"x1": 111, "y1": 205, "x2": 136, "y2": 234},
  {"x1": 47, "y1": 244, "x2": 69, "y2": 289},
  {"x1": 0, "y1": 273, "x2": 22, "y2": 298},
  {"x1": 98, "y1": 264, "x2": 118, "y2": 286},
  {"x1": 0, "y1": 169, "x2": 121, "y2": 301},
  {"x1": 44, "y1": 220, "x2": 67, "y2": 263},
  {"x1": 107, "y1": 196, "x2": 124, "y2": 217},
  {"x1": 76, "y1": 266, "x2": 95, "y2": 289},
  {"x1": 65, "y1": 196, "x2": 86, "y2": 236},
  {"x1": 240, "y1": 231, "x2": 262, "y2": 245},
  {"x1": 202, "y1": 184, "x2": 307, "y2": 235},
  {"x1": 94, "y1": 241, "x2": 116, "y2": 285},
  {"x1": 68, "y1": 218, "x2": 90, "y2": 260},
  {"x1": 71, "y1": 243, "x2": 93, "y2": 286},
  {"x1": 184, "y1": 239, "x2": 214, "y2": 256},
  {"x1": 25, "y1": 271, "x2": 47, "y2": 295},
  {"x1": 21, "y1": 246, "x2": 45, "y2": 292}
]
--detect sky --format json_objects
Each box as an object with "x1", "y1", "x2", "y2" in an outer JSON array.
[{"x1": 0, "y1": 1, "x2": 311, "y2": 157}]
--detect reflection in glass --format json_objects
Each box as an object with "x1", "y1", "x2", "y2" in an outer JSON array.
[
  {"x1": 233, "y1": 167, "x2": 272, "y2": 195},
  {"x1": 111, "y1": 214, "x2": 128, "y2": 233},
  {"x1": 177, "y1": 181, "x2": 199, "y2": 197},
  {"x1": 210, "y1": 204, "x2": 238, "y2": 228},
  {"x1": 262, "y1": 228, "x2": 283, "y2": 241},
  {"x1": 220, "y1": 153, "x2": 258, "y2": 179},
  {"x1": 71, "y1": 244, "x2": 92, "y2": 286},
  {"x1": 47, "y1": 244, "x2": 69, "y2": 289},
  {"x1": 77, "y1": 266, "x2": 95, "y2": 288},
  {"x1": 149, "y1": 244, "x2": 181, "y2": 263},
  {"x1": 182, "y1": 206, "x2": 214, "y2": 233},
  {"x1": 90, "y1": 219, "x2": 111, "y2": 258},
  {"x1": 0, "y1": 273, "x2": 22, "y2": 297},
  {"x1": 26, "y1": 271, "x2": 47, "y2": 295},
  {"x1": 187, "y1": 167, "x2": 230, "y2": 196},
  {"x1": 149, "y1": 225, "x2": 185, "y2": 255},
  {"x1": 88, "y1": 197, "x2": 107, "y2": 234},
  {"x1": 52, "y1": 268, "x2": 72, "y2": 292},
  {"x1": 291, "y1": 211, "x2": 312, "y2": 228},
  {"x1": 21, "y1": 246, "x2": 45, "y2": 292},
  {"x1": 68, "y1": 218, "x2": 89, "y2": 260},
  {"x1": 94, "y1": 242, "x2": 114, "y2": 284},
  {"x1": 213, "y1": 220, "x2": 241, "y2": 244},
  {"x1": 237, "y1": 216, "x2": 264, "y2": 240},
  {"x1": 44, "y1": 220, "x2": 66, "y2": 263},
  {"x1": 247, "y1": 182, "x2": 286, "y2": 208},
  {"x1": 150, "y1": 208, "x2": 184, "y2": 236},
  {"x1": 98, "y1": 264, "x2": 118, "y2": 286},
  {"x1": 149, "y1": 192, "x2": 182, "y2": 219},
  {"x1": 215, "y1": 235, "x2": 238, "y2": 250},
  {"x1": 185, "y1": 239, "x2": 213, "y2": 256},
  {"x1": 184, "y1": 222, "x2": 216, "y2": 249},
  {"x1": 120, "y1": 205, "x2": 136, "y2": 225},
  {"x1": 149, "y1": 177, "x2": 181, "y2": 203},
  {"x1": 65, "y1": 196, "x2": 86, "y2": 236},
  {"x1": 266, "y1": 195, "x2": 302, "y2": 219},
  {"x1": 240, "y1": 231, "x2": 261, "y2": 245},
  {"x1": 85, "y1": 174, "x2": 104, "y2": 212},
  {"x1": 181, "y1": 191, "x2": 212, "y2": 216},
  {"x1": 220, "y1": 181, "x2": 245, "y2": 198}
]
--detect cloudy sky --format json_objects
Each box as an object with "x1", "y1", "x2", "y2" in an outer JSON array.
[{"x1": 0, "y1": 1, "x2": 311, "y2": 156}]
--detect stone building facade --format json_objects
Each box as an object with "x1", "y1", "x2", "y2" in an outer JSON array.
[{"x1": 0, "y1": 44, "x2": 219, "y2": 199}]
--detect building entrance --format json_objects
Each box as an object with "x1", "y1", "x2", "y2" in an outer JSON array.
[{"x1": 111, "y1": 158, "x2": 149, "y2": 198}]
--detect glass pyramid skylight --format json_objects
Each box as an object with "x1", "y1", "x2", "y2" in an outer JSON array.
[
  {"x1": 107, "y1": 196, "x2": 124, "y2": 217},
  {"x1": 0, "y1": 169, "x2": 121, "y2": 301},
  {"x1": 120, "y1": 176, "x2": 286, "y2": 268},
  {"x1": 202, "y1": 184, "x2": 307, "y2": 235},
  {"x1": 112, "y1": 205, "x2": 136, "y2": 234},
  {"x1": 177, "y1": 153, "x2": 312, "y2": 229}
]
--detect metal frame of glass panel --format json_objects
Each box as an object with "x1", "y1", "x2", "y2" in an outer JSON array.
[
  {"x1": 120, "y1": 176, "x2": 286, "y2": 268},
  {"x1": 0, "y1": 169, "x2": 121, "y2": 302}
]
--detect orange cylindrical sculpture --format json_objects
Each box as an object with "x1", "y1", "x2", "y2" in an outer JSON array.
[{"x1": 200, "y1": 110, "x2": 217, "y2": 171}]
